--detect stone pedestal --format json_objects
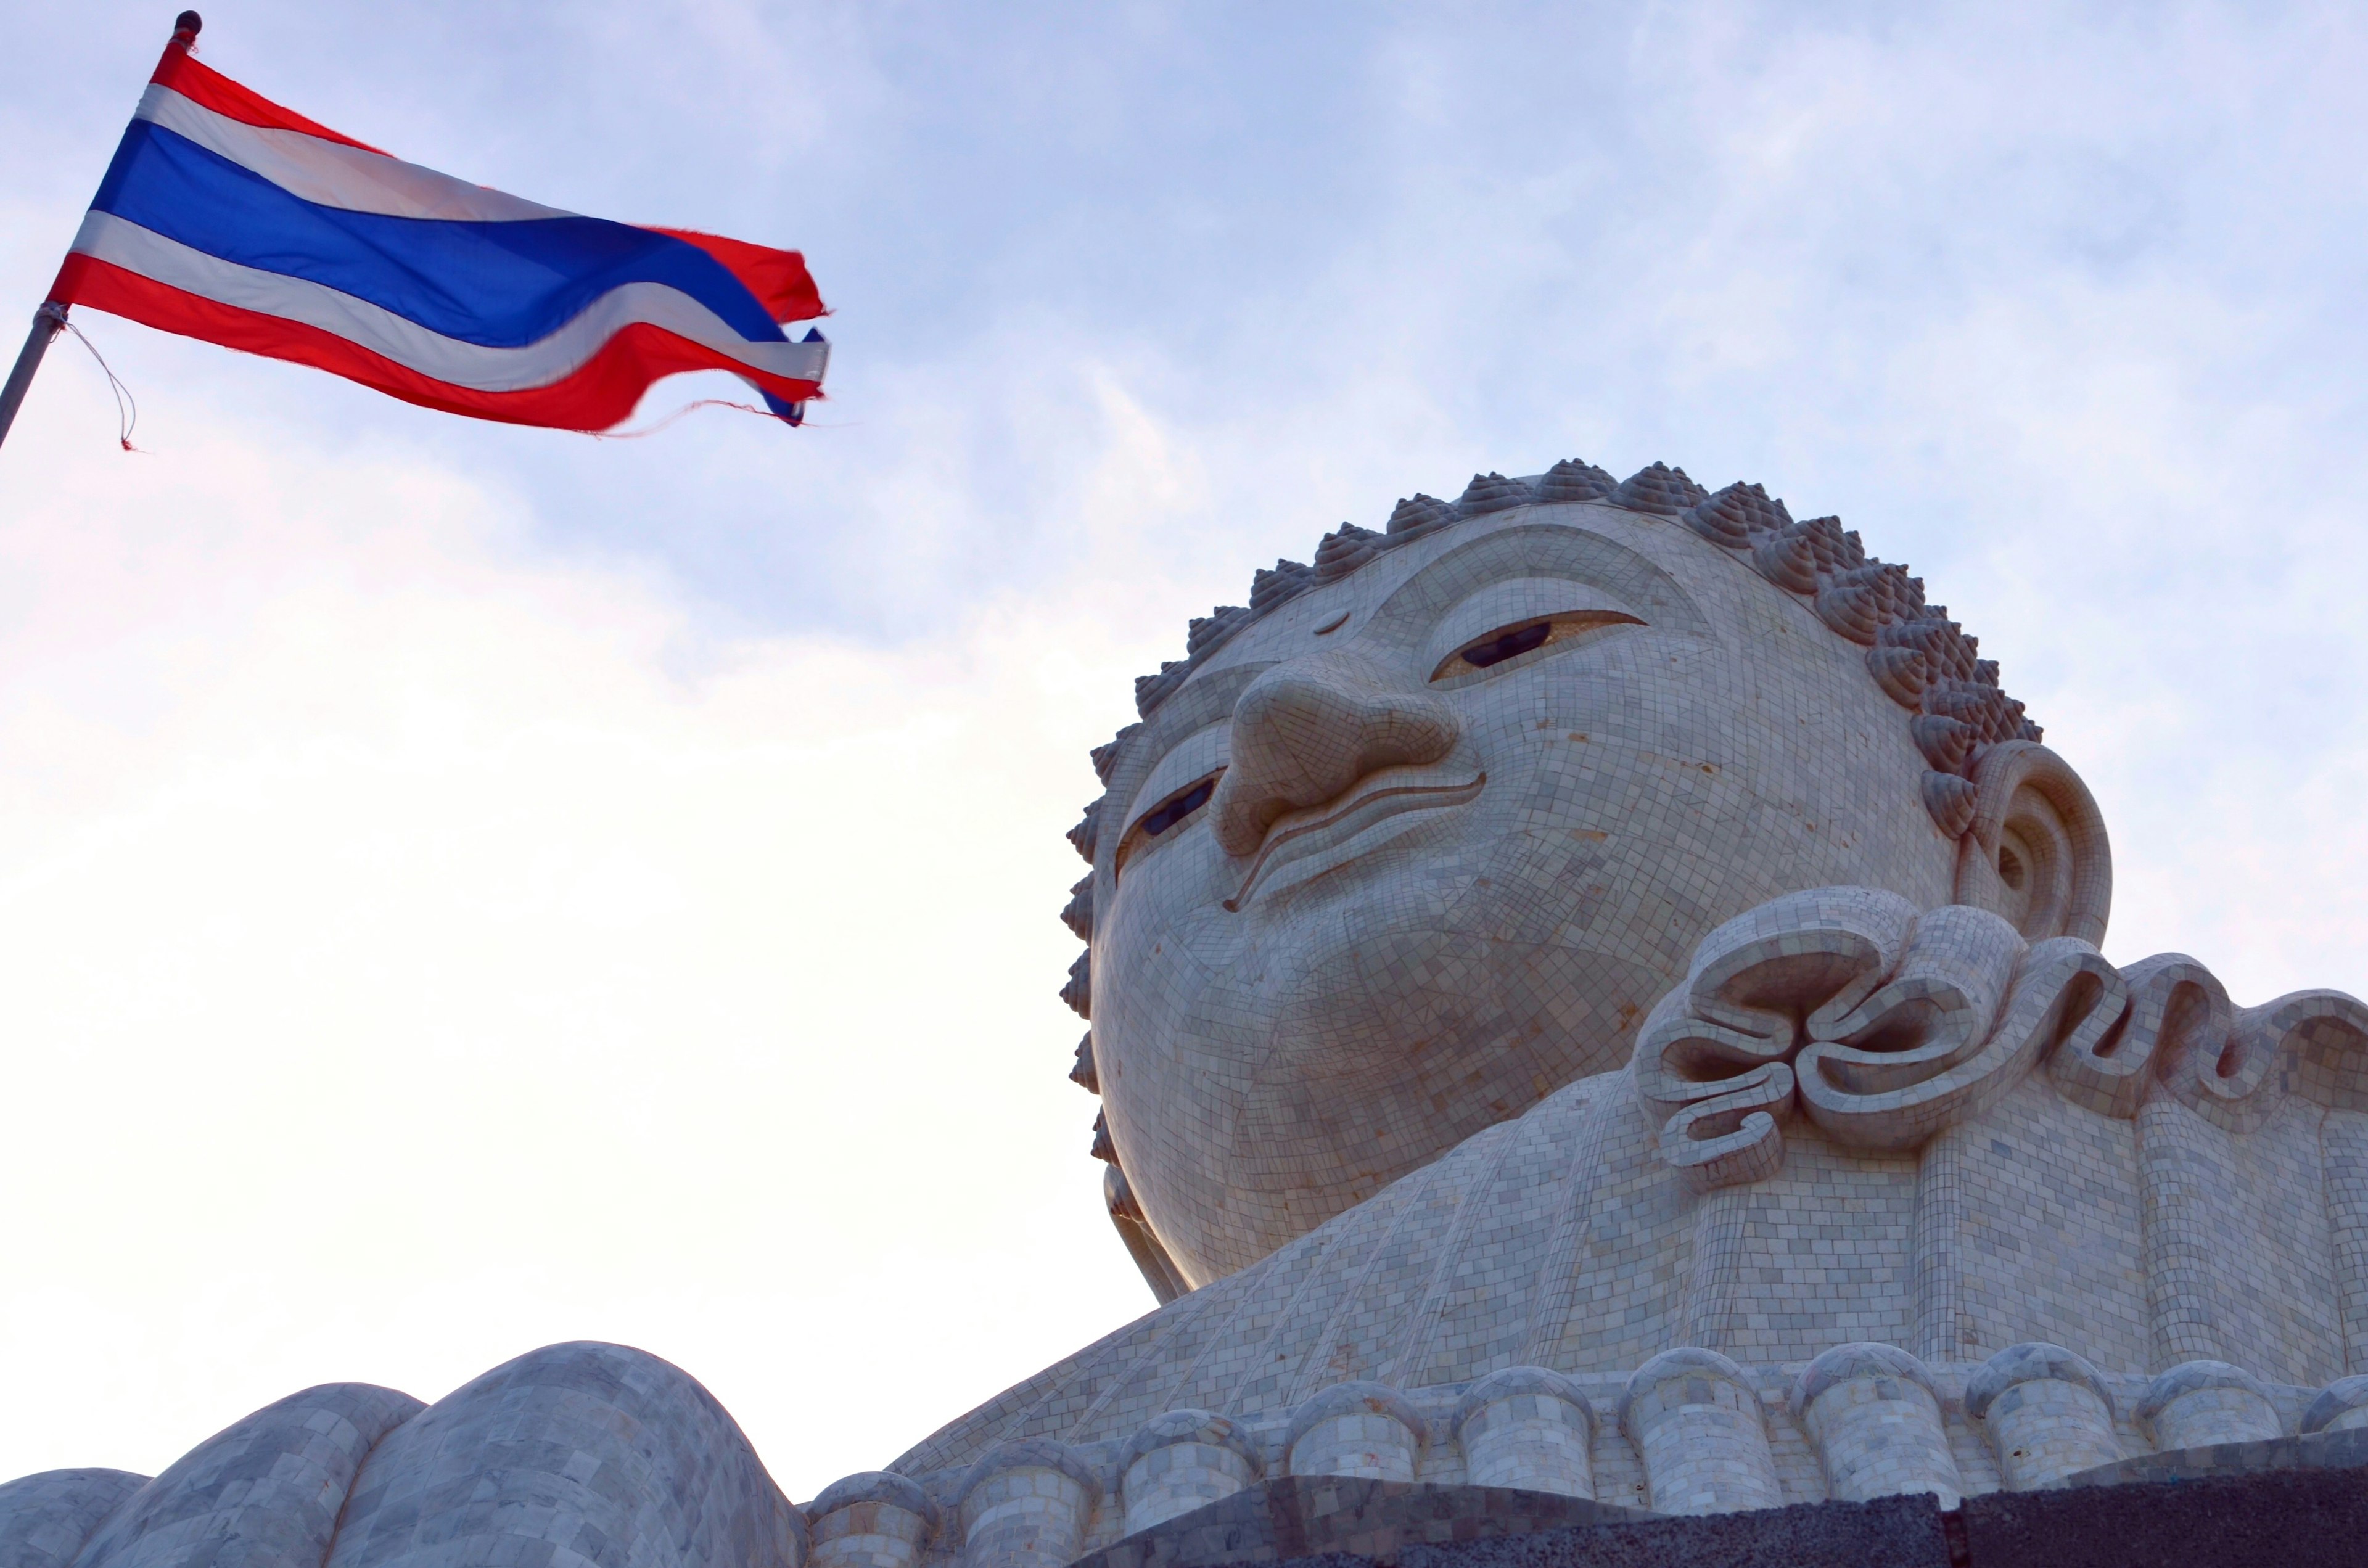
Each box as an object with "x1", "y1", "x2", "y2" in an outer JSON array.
[
  {"x1": 2302, "y1": 1374, "x2": 2368, "y2": 1436},
  {"x1": 1967, "y1": 1342, "x2": 2121, "y2": 1490},
  {"x1": 953, "y1": 1441, "x2": 1101, "y2": 1568},
  {"x1": 1618, "y1": 1348, "x2": 1780, "y2": 1515},
  {"x1": 1285, "y1": 1382, "x2": 1427, "y2": 1482},
  {"x1": 807, "y1": 1471, "x2": 939, "y2": 1568},
  {"x1": 1448, "y1": 1366, "x2": 1597, "y2": 1500},
  {"x1": 1788, "y1": 1342, "x2": 1962, "y2": 1506},
  {"x1": 2136, "y1": 1361, "x2": 2282, "y2": 1451},
  {"x1": 1118, "y1": 1410, "x2": 1262, "y2": 1535}
]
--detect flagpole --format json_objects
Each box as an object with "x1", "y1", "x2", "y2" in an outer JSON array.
[
  {"x1": 0, "y1": 11, "x2": 202, "y2": 454},
  {"x1": 0, "y1": 303, "x2": 68, "y2": 451}
]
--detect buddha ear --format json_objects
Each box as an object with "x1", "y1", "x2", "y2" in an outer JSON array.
[
  {"x1": 1951, "y1": 741, "x2": 2113, "y2": 946},
  {"x1": 1105, "y1": 1164, "x2": 1193, "y2": 1305}
]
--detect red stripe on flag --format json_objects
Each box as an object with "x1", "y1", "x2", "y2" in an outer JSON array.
[
  {"x1": 150, "y1": 41, "x2": 388, "y2": 156},
  {"x1": 54, "y1": 255, "x2": 823, "y2": 431},
  {"x1": 643, "y1": 228, "x2": 827, "y2": 324}
]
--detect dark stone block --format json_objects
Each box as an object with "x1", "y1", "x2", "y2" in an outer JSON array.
[
  {"x1": 1071, "y1": 1478, "x2": 1635, "y2": 1568},
  {"x1": 1072, "y1": 1456, "x2": 2368, "y2": 1568},
  {"x1": 1959, "y1": 1463, "x2": 2368, "y2": 1568},
  {"x1": 1391, "y1": 1491, "x2": 1950, "y2": 1568},
  {"x1": 2063, "y1": 1423, "x2": 2368, "y2": 1488}
]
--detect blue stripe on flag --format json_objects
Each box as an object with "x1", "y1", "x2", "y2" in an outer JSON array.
[{"x1": 91, "y1": 121, "x2": 788, "y2": 350}]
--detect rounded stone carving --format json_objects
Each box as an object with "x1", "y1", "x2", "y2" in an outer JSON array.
[
  {"x1": 1965, "y1": 1342, "x2": 2121, "y2": 1490},
  {"x1": 1534, "y1": 458, "x2": 1615, "y2": 503},
  {"x1": 1456, "y1": 472, "x2": 1534, "y2": 516},
  {"x1": 329, "y1": 1343, "x2": 808, "y2": 1568},
  {"x1": 2301, "y1": 1374, "x2": 2368, "y2": 1435},
  {"x1": 808, "y1": 1471, "x2": 940, "y2": 1568},
  {"x1": 1618, "y1": 1348, "x2": 1780, "y2": 1516},
  {"x1": 1117, "y1": 1410, "x2": 1262, "y2": 1535},
  {"x1": 2134, "y1": 1361, "x2": 2281, "y2": 1451},
  {"x1": 1448, "y1": 1366, "x2": 1597, "y2": 1499},
  {"x1": 953, "y1": 1440, "x2": 1102, "y2": 1568},
  {"x1": 1283, "y1": 1381, "x2": 1427, "y2": 1482},
  {"x1": 0, "y1": 1470, "x2": 150, "y2": 1568},
  {"x1": 65, "y1": 1382, "x2": 424, "y2": 1568},
  {"x1": 1786, "y1": 1344, "x2": 1961, "y2": 1506}
]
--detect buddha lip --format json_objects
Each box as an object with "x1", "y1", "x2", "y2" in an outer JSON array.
[{"x1": 1223, "y1": 772, "x2": 1486, "y2": 913}]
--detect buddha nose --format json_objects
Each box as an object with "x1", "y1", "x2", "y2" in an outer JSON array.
[{"x1": 1209, "y1": 651, "x2": 1460, "y2": 856}]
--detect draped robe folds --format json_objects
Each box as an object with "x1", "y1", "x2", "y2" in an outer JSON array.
[{"x1": 895, "y1": 1028, "x2": 2357, "y2": 1481}]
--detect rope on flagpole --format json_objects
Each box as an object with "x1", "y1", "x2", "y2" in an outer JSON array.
[
  {"x1": 0, "y1": 14, "x2": 200, "y2": 456},
  {"x1": 59, "y1": 318, "x2": 143, "y2": 451}
]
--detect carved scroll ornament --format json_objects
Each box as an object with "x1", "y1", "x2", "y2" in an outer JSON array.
[{"x1": 1633, "y1": 886, "x2": 2368, "y2": 1190}]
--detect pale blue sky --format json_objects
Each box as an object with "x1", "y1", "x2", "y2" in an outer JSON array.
[
  {"x1": 1, "y1": 0, "x2": 2364, "y2": 1496},
  {"x1": 15, "y1": 3, "x2": 2364, "y2": 640}
]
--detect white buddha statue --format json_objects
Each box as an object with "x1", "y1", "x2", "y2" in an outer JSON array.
[
  {"x1": 5, "y1": 461, "x2": 2364, "y2": 1568},
  {"x1": 877, "y1": 459, "x2": 2367, "y2": 1558}
]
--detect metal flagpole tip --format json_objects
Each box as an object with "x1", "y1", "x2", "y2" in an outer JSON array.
[{"x1": 173, "y1": 11, "x2": 202, "y2": 41}]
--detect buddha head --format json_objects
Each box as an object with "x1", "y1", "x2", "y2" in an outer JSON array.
[{"x1": 1061, "y1": 461, "x2": 2111, "y2": 1291}]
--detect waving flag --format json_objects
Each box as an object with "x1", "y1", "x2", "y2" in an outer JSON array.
[{"x1": 41, "y1": 17, "x2": 827, "y2": 433}]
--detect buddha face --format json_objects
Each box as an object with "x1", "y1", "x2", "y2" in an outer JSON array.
[{"x1": 1087, "y1": 500, "x2": 1967, "y2": 1285}]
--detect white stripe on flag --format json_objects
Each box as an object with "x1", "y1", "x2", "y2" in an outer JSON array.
[
  {"x1": 72, "y1": 210, "x2": 829, "y2": 392},
  {"x1": 134, "y1": 84, "x2": 574, "y2": 223}
]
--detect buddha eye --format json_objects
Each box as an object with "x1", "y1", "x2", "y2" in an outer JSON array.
[
  {"x1": 1115, "y1": 770, "x2": 1225, "y2": 878},
  {"x1": 1429, "y1": 610, "x2": 1646, "y2": 683},
  {"x1": 1458, "y1": 620, "x2": 1554, "y2": 668}
]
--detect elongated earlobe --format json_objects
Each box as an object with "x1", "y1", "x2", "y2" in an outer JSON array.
[{"x1": 1106, "y1": 1165, "x2": 1191, "y2": 1304}]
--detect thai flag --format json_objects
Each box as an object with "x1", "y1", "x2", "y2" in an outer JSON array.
[{"x1": 49, "y1": 33, "x2": 828, "y2": 431}]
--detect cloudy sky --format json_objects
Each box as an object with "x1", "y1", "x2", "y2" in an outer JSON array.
[{"x1": 2, "y1": 0, "x2": 2366, "y2": 1498}]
